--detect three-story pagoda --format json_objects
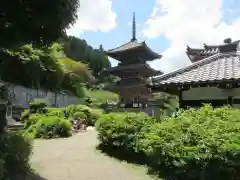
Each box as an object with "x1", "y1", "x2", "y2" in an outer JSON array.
[{"x1": 105, "y1": 13, "x2": 163, "y2": 108}]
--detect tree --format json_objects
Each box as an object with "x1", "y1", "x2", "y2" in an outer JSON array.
[
  {"x1": 0, "y1": 0, "x2": 79, "y2": 48},
  {"x1": 61, "y1": 36, "x2": 111, "y2": 80}
]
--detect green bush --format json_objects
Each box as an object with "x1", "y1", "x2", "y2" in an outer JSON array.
[
  {"x1": 0, "y1": 133, "x2": 32, "y2": 179},
  {"x1": 24, "y1": 113, "x2": 41, "y2": 129},
  {"x1": 139, "y1": 105, "x2": 240, "y2": 179},
  {"x1": 66, "y1": 104, "x2": 90, "y2": 117},
  {"x1": 46, "y1": 108, "x2": 65, "y2": 117},
  {"x1": 73, "y1": 112, "x2": 86, "y2": 119},
  {"x1": 35, "y1": 116, "x2": 72, "y2": 139},
  {"x1": 66, "y1": 104, "x2": 104, "y2": 126},
  {"x1": 29, "y1": 100, "x2": 48, "y2": 113},
  {"x1": 96, "y1": 105, "x2": 240, "y2": 179},
  {"x1": 96, "y1": 112, "x2": 155, "y2": 152},
  {"x1": 20, "y1": 109, "x2": 30, "y2": 122},
  {"x1": 88, "y1": 108, "x2": 104, "y2": 126}
]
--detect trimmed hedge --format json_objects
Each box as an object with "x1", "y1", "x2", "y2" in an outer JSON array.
[
  {"x1": 96, "y1": 105, "x2": 240, "y2": 180},
  {"x1": 21, "y1": 104, "x2": 104, "y2": 139},
  {"x1": 0, "y1": 133, "x2": 32, "y2": 179},
  {"x1": 23, "y1": 115, "x2": 72, "y2": 139},
  {"x1": 66, "y1": 104, "x2": 104, "y2": 126},
  {"x1": 96, "y1": 112, "x2": 156, "y2": 152}
]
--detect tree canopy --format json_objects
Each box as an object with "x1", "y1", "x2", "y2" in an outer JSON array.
[
  {"x1": 0, "y1": 43, "x2": 93, "y2": 95},
  {"x1": 61, "y1": 36, "x2": 111, "y2": 79},
  {"x1": 0, "y1": 0, "x2": 79, "y2": 48}
]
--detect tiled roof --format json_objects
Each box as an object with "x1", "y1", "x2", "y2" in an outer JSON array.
[
  {"x1": 153, "y1": 53, "x2": 240, "y2": 86},
  {"x1": 186, "y1": 40, "x2": 240, "y2": 56},
  {"x1": 106, "y1": 41, "x2": 161, "y2": 61},
  {"x1": 107, "y1": 41, "x2": 142, "y2": 53},
  {"x1": 186, "y1": 46, "x2": 219, "y2": 56},
  {"x1": 108, "y1": 63, "x2": 163, "y2": 77}
]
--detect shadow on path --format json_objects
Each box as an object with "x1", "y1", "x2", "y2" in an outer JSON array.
[
  {"x1": 26, "y1": 170, "x2": 48, "y2": 180},
  {"x1": 96, "y1": 144, "x2": 177, "y2": 180},
  {"x1": 96, "y1": 144, "x2": 148, "y2": 166}
]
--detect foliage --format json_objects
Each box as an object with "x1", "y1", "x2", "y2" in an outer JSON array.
[
  {"x1": 24, "y1": 114, "x2": 42, "y2": 129},
  {"x1": 0, "y1": 44, "x2": 65, "y2": 91},
  {"x1": 96, "y1": 105, "x2": 240, "y2": 180},
  {"x1": 29, "y1": 100, "x2": 48, "y2": 113},
  {"x1": 1, "y1": 0, "x2": 79, "y2": 48},
  {"x1": 0, "y1": 43, "x2": 94, "y2": 96},
  {"x1": 96, "y1": 112, "x2": 156, "y2": 151},
  {"x1": 66, "y1": 104, "x2": 104, "y2": 126},
  {"x1": 153, "y1": 92, "x2": 179, "y2": 117},
  {"x1": 22, "y1": 104, "x2": 104, "y2": 139},
  {"x1": 139, "y1": 105, "x2": 240, "y2": 179},
  {"x1": 47, "y1": 108, "x2": 65, "y2": 117},
  {"x1": 66, "y1": 104, "x2": 90, "y2": 117},
  {"x1": 21, "y1": 109, "x2": 30, "y2": 122},
  {"x1": 73, "y1": 112, "x2": 86, "y2": 119},
  {"x1": 34, "y1": 116, "x2": 72, "y2": 139},
  {"x1": 85, "y1": 89, "x2": 119, "y2": 105},
  {"x1": 60, "y1": 57, "x2": 94, "y2": 95},
  {"x1": 61, "y1": 36, "x2": 111, "y2": 80},
  {"x1": 88, "y1": 108, "x2": 104, "y2": 126},
  {"x1": 0, "y1": 133, "x2": 32, "y2": 179},
  {"x1": 23, "y1": 112, "x2": 72, "y2": 139}
]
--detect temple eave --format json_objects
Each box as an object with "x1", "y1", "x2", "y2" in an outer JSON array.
[
  {"x1": 106, "y1": 42, "x2": 161, "y2": 61},
  {"x1": 108, "y1": 66, "x2": 163, "y2": 77}
]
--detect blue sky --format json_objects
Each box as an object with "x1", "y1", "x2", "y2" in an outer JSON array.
[{"x1": 67, "y1": 0, "x2": 240, "y2": 73}]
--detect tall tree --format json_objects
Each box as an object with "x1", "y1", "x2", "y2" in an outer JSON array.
[
  {"x1": 0, "y1": 0, "x2": 79, "y2": 48},
  {"x1": 61, "y1": 36, "x2": 111, "y2": 80}
]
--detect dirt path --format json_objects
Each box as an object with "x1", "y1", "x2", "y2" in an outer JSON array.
[{"x1": 30, "y1": 128, "x2": 153, "y2": 180}]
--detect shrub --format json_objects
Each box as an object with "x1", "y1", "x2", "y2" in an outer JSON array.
[
  {"x1": 46, "y1": 108, "x2": 65, "y2": 117},
  {"x1": 96, "y1": 112, "x2": 155, "y2": 153},
  {"x1": 24, "y1": 113, "x2": 41, "y2": 129},
  {"x1": 66, "y1": 104, "x2": 104, "y2": 126},
  {"x1": 20, "y1": 109, "x2": 30, "y2": 122},
  {"x1": 85, "y1": 90, "x2": 119, "y2": 105},
  {"x1": 73, "y1": 112, "x2": 86, "y2": 120},
  {"x1": 139, "y1": 105, "x2": 240, "y2": 180},
  {"x1": 29, "y1": 100, "x2": 48, "y2": 113},
  {"x1": 35, "y1": 116, "x2": 72, "y2": 139},
  {"x1": 88, "y1": 108, "x2": 104, "y2": 126},
  {"x1": 0, "y1": 133, "x2": 32, "y2": 179}
]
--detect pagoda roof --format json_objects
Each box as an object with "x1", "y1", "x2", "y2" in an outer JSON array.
[
  {"x1": 186, "y1": 39, "x2": 240, "y2": 58},
  {"x1": 108, "y1": 63, "x2": 163, "y2": 77},
  {"x1": 106, "y1": 41, "x2": 162, "y2": 61},
  {"x1": 151, "y1": 53, "x2": 240, "y2": 88}
]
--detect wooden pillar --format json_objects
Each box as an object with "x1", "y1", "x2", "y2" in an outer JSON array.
[
  {"x1": 0, "y1": 102, "x2": 7, "y2": 133},
  {"x1": 227, "y1": 96, "x2": 233, "y2": 106},
  {"x1": 179, "y1": 91, "x2": 183, "y2": 109}
]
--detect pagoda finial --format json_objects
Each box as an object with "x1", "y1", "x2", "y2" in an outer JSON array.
[{"x1": 131, "y1": 12, "x2": 137, "y2": 42}]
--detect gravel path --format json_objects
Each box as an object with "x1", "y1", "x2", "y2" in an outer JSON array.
[{"x1": 30, "y1": 128, "x2": 153, "y2": 180}]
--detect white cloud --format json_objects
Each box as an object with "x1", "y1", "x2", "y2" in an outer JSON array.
[
  {"x1": 143, "y1": 0, "x2": 240, "y2": 73},
  {"x1": 66, "y1": 0, "x2": 117, "y2": 37}
]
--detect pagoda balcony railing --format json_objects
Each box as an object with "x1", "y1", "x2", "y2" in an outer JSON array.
[
  {"x1": 118, "y1": 102, "x2": 148, "y2": 108},
  {"x1": 117, "y1": 77, "x2": 148, "y2": 86}
]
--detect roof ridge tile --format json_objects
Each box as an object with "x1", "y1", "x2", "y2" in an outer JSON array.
[{"x1": 154, "y1": 53, "x2": 228, "y2": 82}]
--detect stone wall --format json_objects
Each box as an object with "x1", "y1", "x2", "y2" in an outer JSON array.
[{"x1": 7, "y1": 84, "x2": 79, "y2": 108}]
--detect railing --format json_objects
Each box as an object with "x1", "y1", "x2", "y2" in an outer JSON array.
[{"x1": 118, "y1": 77, "x2": 148, "y2": 86}]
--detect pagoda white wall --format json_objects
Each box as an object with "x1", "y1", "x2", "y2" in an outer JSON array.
[{"x1": 182, "y1": 86, "x2": 240, "y2": 108}]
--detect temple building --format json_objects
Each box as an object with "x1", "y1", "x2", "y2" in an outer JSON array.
[
  {"x1": 105, "y1": 13, "x2": 163, "y2": 108},
  {"x1": 150, "y1": 38, "x2": 240, "y2": 108}
]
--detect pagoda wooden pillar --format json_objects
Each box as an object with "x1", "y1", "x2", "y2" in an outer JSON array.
[{"x1": 178, "y1": 91, "x2": 183, "y2": 109}]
